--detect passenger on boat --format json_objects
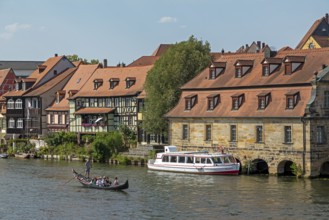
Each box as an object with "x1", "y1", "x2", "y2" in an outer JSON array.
[
  {"x1": 96, "y1": 178, "x2": 102, "y2": 186},
  {"x1": 113, "y1": 177, "x2": 119, "y2": 185}
]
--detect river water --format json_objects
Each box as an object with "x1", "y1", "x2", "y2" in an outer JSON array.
[{"x1": 1, "y1": 159, "x2": 329, "y2": 220}]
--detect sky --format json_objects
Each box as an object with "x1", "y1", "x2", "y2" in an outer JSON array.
[{"x1": 0, "y1": 0, "x2": 328, "y2": 65}]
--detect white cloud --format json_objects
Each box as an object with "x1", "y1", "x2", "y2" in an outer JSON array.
[
  {"x1": 159, "y1": 16, "x2": 177, "y2": 24},
  {"x1": 5, "y1": 23, "x2": 31, "y2": 32},
  {"x1": 0, "y1": 22, "x2": 31, "y2": 40}
]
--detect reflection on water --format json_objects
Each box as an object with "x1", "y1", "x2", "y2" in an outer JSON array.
[{"x1": 1, "y1": 159, "x2": 329, "y2": 219}]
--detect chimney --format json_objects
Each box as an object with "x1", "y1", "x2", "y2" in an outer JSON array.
[
  {"x1": 326, "y1": 13, "x2": 329, "y2": 23},
  {"x1": 103, "y1": 59, "x2": 108, "y2": 68},
  {"x1": 257, "y1": 41, "x2": 261, "y2": 50},
  {"x1": 54, "y1": 53, "x2": 58, "y2": 57},
  {"x1": 221, "y1": 48, "x2": 225, "y2": 54},
  {"x1": 262, "y1": 42, "x2": 265, "y2": 49}
]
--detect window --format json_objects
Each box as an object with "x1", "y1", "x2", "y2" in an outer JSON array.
[
  {"x1": 230, "y1": 125, "x2": 237, "y2": 142},
  {"x1": 17, "y1": 118, "x2": 23, "y2": 128},
  {"x1": 256, "y1": 126, "x2": 263, "y2": 143},
  {"x1": 125, "y1": 77, "x2": 136, "y2": 88},
  {"x1": 8, "y1": 118, "x2": 15, "y2": 128},
  {"x1": 231, "y1": 94, "x2": 245, "y2": 110},
  {"x1": 114, "y1": 98, "x2": 119, "y2": 107},
  {"x1": 284, "y1": 126, "x2": 292, "y2": 143},
  {"x1": 50, "y1": 114, "x2": 54, "y2": 124},
  {"x1": 90, "y1": 98, "x2": 98, "y2": 107},
  {"x1": 58, "y1": 114, "x2": 63, "y2": 124},
  {"x1": 261, "y1": 58, "x2": 282, "y2": 76},
  {"x1": 284, "y1": 56, "x2": 305, "y2": 75},
  {"x1": 109, "y1": 78, "x2": 119, "y2": 89},
  {"x1": 185, "y1": 94, "x2": 197, "y2": 110},
  {"x1": 262, "y1": 66, "x2": 269, "y2": 76},
  {"x1": 7, "y1": 99, "x2": 14, "y2": 109},
  {"x1": 234, "y1": 60, "x2": 253, "y2": 78},
  {"x1": 317, "y1": 126, "x2": 326, "y2": 144},
  {"x1": 93, "y1": 79, "x2": 103, "y2": 90},
  {"x1": 15, "y1": 99, "x2": 22, "y2": 109},
  {"x1": 286, "y1": 92, "x2": 300, "y2": 109},
  {"x1": 32, "y1": 98, "x2": 38, "y2": 108},
  {"x1": 182, "y1": 124, "x2": 189, "y2": 140},
  {"x1": 106, "y1": 98, "x2": 112, "y2": 107},
  {"x1": 324, "y1": 91, "x2": 329, "y2": 108},
  {"x1": 209, "y1": 62, "x2": 226, "y2": 79},
  {"x1": 15, "y1": 82, "x2": 19, "y2": 91},
  {"x1": 207, "y1": 94, "x2": 220, "y2": 110},
  {"x1": 205, "y1": 125, "x2": 212, "y2": 141},
  {"x1": 257, "y1": 92, "x2": 271, "y2": 110}
]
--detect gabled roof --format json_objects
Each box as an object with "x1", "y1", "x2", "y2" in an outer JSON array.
[
  {"x1": 0, "y1": 68, "x2": 15, "y2": 87},
  {"x1": 0, "y1": 61, "x2": 43, "y2": 70},
  {"x1": 23, "y1": 67, "x2": 77, "y2": 97},
  {"x1": 182, "y1": 48, "x2": 329, "y2": 90},
  {"x1": 296, "y1": 14, "x2": 329, "y2": 49},
  {"x1": 128, "y1": 56, "x2": 160, "y2": 67},
  {"x1": 166, "y1": 47, "x2": 329, "y2": 119},
  {"x1": 72, "y1": 65, "x2": 153, "y2": 98},
  {"x1": 151, "y1": 44, "x2": 172, "y2": 56},
  {"x1": 46, "y1": 64, "x2": 100, "y2": 111},
  {"x1": 28, "y1": 55, "x2": 71, "y2": 86}
]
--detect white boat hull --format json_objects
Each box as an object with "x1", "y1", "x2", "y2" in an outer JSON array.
[{"x1": 148, "y1": 161, "x2": 240, "y2": 175}]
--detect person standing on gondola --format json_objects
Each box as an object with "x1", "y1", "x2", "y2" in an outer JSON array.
[{"x1": 85, "y1": 158, "x2": 92, "y2": 178}]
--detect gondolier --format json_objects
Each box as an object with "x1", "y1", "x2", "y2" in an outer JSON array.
[{"x1": 85, "y1": 158, "x2": 92, "y2": 178}]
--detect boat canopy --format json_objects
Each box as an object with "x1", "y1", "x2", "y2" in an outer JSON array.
[{"x1": 164, "y1": 146, "x2": 177, "y2": 153}]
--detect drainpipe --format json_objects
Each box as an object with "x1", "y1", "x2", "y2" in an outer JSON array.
[{"x1": 301, "y1": 117, "x2": 306, "y2": 176}]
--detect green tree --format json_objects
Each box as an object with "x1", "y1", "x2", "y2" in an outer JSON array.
[
  {"x1": 92, "y1": 132, "x2": 124, "y2": 162},
  {"x1": 119, "y1": 124, "x2": 136, "y2": 148},
  {"x1": 143, "y1": 36, "x2": 211, "y2": 134},
  {"x1": 66, "y1": 54, "x2": 99, "y2": 64}
]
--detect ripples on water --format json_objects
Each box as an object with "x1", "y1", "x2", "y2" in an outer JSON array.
[{"x1": 1, "y1": 159, "x2": 329, "y2": 219}]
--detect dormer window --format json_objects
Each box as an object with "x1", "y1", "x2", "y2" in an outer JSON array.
[
  {"x1": 125, "y1": 77, "x2": 136, "y2": 88},
  {"x1": 56, "y1": 91, "x2": 65, "y2": 104},
  {"x1": 185, "y1": 94, "x2": 197, "y2": 110},
  {"x1": 38, "y1": 65, "x2": 47, "y2": 73},
  {"x1": 209, "y1": 62, "x2": 226, "y2": 79},
  {"x1": 93, "y1": 79, "x2": 103, "y2": 90},
  {"x1": 285, "y1": 91, "x2": 300, "y2": 109},
  {"x1": 207, "y1": 94, "x2": 220, "y2": 110},
  {"x1": 284, "y1": 56, "x2": 305, "y2": 75},
  {"x1": 234, "y1": 60, "x2": 253, "y2": 78},
  {"x1": 231, "y1": 93, "x2": 245, "y2": 110},
  {"x1": 261, "y1": 58, "x2": 282, "y2": 76},
  {"x1": 257, "y1": 92, "x2": 271, "y2": 110},
  {"x1": 68, "y1": 90, "x2": 78, "y2": 98},
  {"x1": 109, "y1": 78, "x2": 119, "y2": 89}
]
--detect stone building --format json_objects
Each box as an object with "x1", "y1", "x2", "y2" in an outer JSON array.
[{"x1": 165, "y1": 47, "x2": 329, "y2": 177}]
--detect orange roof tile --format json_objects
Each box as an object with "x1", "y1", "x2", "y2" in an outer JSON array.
[
  {"x1": 72, "y1": 65, "x2": 153, "y2": 98},
  {"x1": 46, "y1": 64, "x2": 99, "y2": 111}
]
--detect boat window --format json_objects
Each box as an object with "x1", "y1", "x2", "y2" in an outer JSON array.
[
  {"x1": 201, "y1": 158, "x2": 206, "y2": 164},
  {"x1": 206, "y1": 158, "x2": 212, "y2": 164},
  {"x1": 186, "y1": 156, "x2": 193, "y2": 163},
  {"x1": 229, "y1": 156, "x2": 236, "y2": 163},
  {"x1": 162, "y1": 156, "x2": 169, "y2": 162},
  {"x1": 170, "y1": 156, "x2": 177, "y2": 163},
  {"x1": 212, "y1": 157, "x2": 222, "y2": 164},
  {"x1": 223, "y1": 156, "x2": 231, "y2": 163},
  {"x1": 195, "y1": 157, "x2": 202, "y2": 164},
  {"x1": 178, "y1": 156, "x2": 185, "y2": 163}
]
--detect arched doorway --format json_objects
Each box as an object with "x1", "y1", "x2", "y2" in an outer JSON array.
[
  {"x1": 277, "y1": 160, "x2": 294, "y2": 176},
  {"x1": 320, "y1": 161, "x2": 329, "y2": 177},
  {"x1": 247, "y1": 159, "x2": 269, "y2": 174}
]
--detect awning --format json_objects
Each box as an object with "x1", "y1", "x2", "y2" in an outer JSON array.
[{"x1": 74, "y1": 107, "x2": 115, "y2": 115}]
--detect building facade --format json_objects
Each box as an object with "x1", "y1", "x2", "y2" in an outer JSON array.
[{"x1": 165, "y1": 47, "x2": 329, "y2": 177}]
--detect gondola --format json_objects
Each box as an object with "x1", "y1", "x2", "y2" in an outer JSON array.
[{"x1": 72, "y1": 169, "x2": 129, "y2": 190}]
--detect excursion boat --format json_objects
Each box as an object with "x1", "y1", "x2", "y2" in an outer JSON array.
[
  {"x1": 147, "y1": 146, "x2": 240, "y2": 175},
  {"x1": 72, "y1": 169, "x2": 129, "y2": 190}
]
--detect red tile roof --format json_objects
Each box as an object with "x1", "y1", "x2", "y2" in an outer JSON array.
[
  {"x1": 166, "y1": 48, "x2": 329, "y2": 118},
  {"x1": 72, "y1": 65, "x2": 153, "y2": 98},
  {"x1": 46, "y1": 64, "x2": 99, "y2": 111}
]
